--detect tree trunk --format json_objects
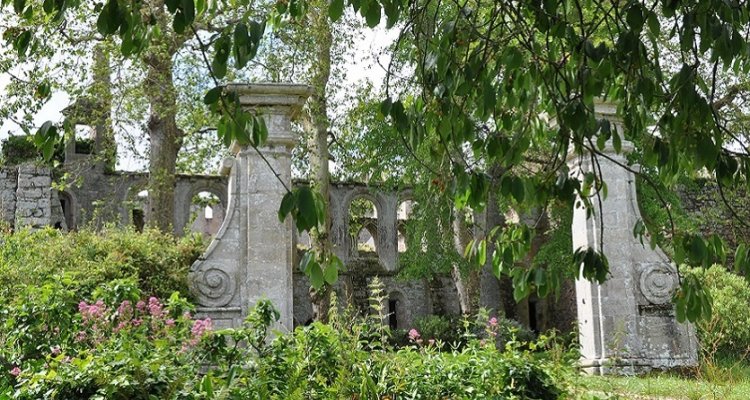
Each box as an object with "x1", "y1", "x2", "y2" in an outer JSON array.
[
  {"x1": 144, "y1": 49, "x2": 182, "y2": 233},
  {"x1": 304, "y1": 0, "x2": 334, "y2": 322},
  {"x1": 477, "y1": 165, "x2": 506, "y2": 316},
  {"x1": 452, "y1": 208, "x2": 480, "y2": 315}
]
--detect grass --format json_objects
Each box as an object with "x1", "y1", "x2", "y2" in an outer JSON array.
[{"x1": 570, "y1": 355, "x2": 750, "y2": 400}]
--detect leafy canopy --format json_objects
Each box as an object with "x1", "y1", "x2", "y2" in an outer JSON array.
[{"x1": 3, "y1": 0, "x2": 750, "y2": 321}]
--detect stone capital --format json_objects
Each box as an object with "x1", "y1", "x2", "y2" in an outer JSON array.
[{"x1": 226, "y1": 83, "x2": 313, "y2": 151}]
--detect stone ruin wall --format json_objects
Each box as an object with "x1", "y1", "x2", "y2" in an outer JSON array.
[
  {"x1": 0, "y1": 164, "x2": 66, "y2": 231},
  {"x1": 0, "y1": 90, "x2": 706, "y2": 374}
]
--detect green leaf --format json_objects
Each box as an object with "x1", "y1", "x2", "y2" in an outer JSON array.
[
  {"x1": 686, "y1": 235, "x2": 707, "y2": 266},
  {"x1": 297, "y1": 187, "x2": 318, "y2": 231},
  {"x1": 96, "y1": 0, "x2": 120, "y2": 35},
  {"x1": 299, "y1": 251, "x2": 313, "y2": 273},
  {"x1": 308, "y1": 261, "x2": 324, "y2": 289},
  {"x1": 181, "y1": 0, "x2": 195, "y2": 25},
  {"x1": 15, "y1": 30, "x2": 31, "y2": 57},
  {"x1": 278, "y1": 191, "x2": 296, "y2": 222},
  {"x1": 203, "y1": 86, "x2": 223, "y2": 105},
  {"x1": 13, "y1": 0, "x2": 26, "y2": 14},
  {"x1": 323, "y1": 262, "x2": 338, "y2": 285},
  {"x1": 510, "y1": 177, "x2": 525, "y2": 203},
  {"x1": 329, "y1": 0, "x2": 345, "y2": 21},
  {"x1": 200, "y1": 375, "x2": 214, "y2": 397},
  {"x1": 379, "y1": 97, "x2": 392, "y2": 116},
  {"x1": 478, "y1": 239, "x2": 487, "y2": 266},
  {"x1": 364, "y1": 1, "x2": 381, "y2": 27},
  {"x1": 612, "y1": 130, "x2": 622, "y2": 153},
  {"x1": 492, "y1": 248, "x2": 503, "y2": 278},
  {"x1": 233, "y1": 23, "x2": 251, "y2": 68},
  {"x1": 212, "y1": 34, "x2": 231, "y2": 79}
]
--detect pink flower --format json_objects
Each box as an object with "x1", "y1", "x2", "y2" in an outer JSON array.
[
  {"x1": 9, "y1": 367, "x2": 21, "y2": 377},
  {"x1": 408, "y1": 328, "x2": 420, "y2": 342},
  {"x1": 136, "y1": 301, "x2": 146, "y2": 312},
  {"x1": 191, "y1": 318, "x2": 213, "y2": 338},
  {"x1": 132, "y1": 319, "x2": 143, "y2": 327},
  {"x1": 50, "y1": 346, "x2": 61, "y2": 356},
  {"x1": 428, "y1": 339, "x2": 435, "y2": 346},
  {"x1": 74, "y1": 331, "x2": 87, "y2": 342},
  {"x1": 114, "y1": 321, "x2": 128, "y2": 332},
  {"x1": 489, "y1": 317, "x2": 498, "y2": 327},
  {"x1": 182, "y1": 311, "x2": 192, "y2": 320},
  {"x1": 117, "y1": 300, "x2": 133, "y2": 318},
  {"x1": 80, "y1": 300, "x2": 106, "y2": 322},
  {"x1": 165, "y1": 319, "x2": 175, "y2": 327},
  {"x1": 148, "y1": 297, "x2": 163, "y2": 317}
]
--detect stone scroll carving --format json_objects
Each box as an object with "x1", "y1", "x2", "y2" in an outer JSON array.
[
  {"x1": 189, "y1": 157, "x2": 240, "y2": 310},
  {"x1": 190, "y1": 265, "x2": 237, "y2": 307}
]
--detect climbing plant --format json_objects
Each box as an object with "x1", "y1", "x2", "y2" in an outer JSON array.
[{"x1": 3, "y1": 0, "x2": 750, "y2": 322}]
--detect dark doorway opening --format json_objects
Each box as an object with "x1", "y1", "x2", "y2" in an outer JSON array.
[
  {"x1": 388, "y1": 299, "x2": 398, "y2": 330},
  {"x1": 528, "y1": 300, "x2": 538, "y2": 333},
  {"x1": 132, "y1": 209, "x2": 145, "y2": 232}
]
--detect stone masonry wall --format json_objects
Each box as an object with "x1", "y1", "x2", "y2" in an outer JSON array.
[
  {"x1": 0, "y1": 167, "x2": 17, "y2": 226},
  {"x1": 0, "y1": 164, "x2": 64, "y2": 230}
]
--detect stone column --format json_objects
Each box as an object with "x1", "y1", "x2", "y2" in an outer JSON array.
[
  {"x1": 569, "y1": 101, "x2": 697, "y2": 375},
  {"x1": 189, "y1": 83, "x2": 312, "y2": 331}
]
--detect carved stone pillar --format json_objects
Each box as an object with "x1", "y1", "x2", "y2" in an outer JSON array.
[
  {"x1": 569, "y1": 101, "x2": 698, "y2": 374},
  {"x1": 189, "y1": 83, "x2": 312, "y2": 331}
]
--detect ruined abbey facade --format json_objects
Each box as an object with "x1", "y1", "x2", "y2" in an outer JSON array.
[{"x1": 0, "y1": 83, "x2": 699, "y2": 374}]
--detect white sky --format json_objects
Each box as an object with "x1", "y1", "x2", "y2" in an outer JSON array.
[{"x1": 0, "y1": 23, "x2": 396, "y2": 172}]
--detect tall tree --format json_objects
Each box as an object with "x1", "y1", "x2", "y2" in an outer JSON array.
[{"x1": 300, "y1": 0, "x2": 335, "y2": 321}]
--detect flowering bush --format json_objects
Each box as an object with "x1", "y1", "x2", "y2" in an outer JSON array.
[
  {"x1": 1, "y1": 278, "x2": 214, "y2": 399},
  {"x1": 1, "y1": 292, "x2": 570, "y2": 399}
]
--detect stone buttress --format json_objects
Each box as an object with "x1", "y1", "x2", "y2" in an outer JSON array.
[
  {"x1": 189, "y1": 83, "x2": 312, "y2": 331},
  {"x1": 569, "y1": 101, "x2": 698, "y2": 374}
]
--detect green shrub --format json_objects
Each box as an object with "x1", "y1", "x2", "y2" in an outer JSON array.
[
  {"x1": 412, "y1": 314, "x2": 463, "y2": 345},
  {"x1": 2, "y1": 296, "x2": 569, "y2": 399},
  {"x1": 684, "y1": 265, "x2": 750, "y2": 355},
  {"x1": 0, "y1": 226, "x2": 204, "y2": 303},
  {"x1": 208, "y1": 303, "x2": 567, "y2": 399},
  {"x1": 0, "y1": 135, "x2": 65, "y2": 166}
]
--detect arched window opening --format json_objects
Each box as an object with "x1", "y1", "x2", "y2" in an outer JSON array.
[
  {"x1": 397, "y1": 226, "x2": 407, "y2": 253},
  {"x1": 131, "y1": 189, "x2": 148, "y2": 232},
  {"x1": 189, "y1": 191, "x2": 224, "y2": 238},
  {"x1": 349, "y1": 197, "x2": 378, "y2": 256},
  {"x1": 58, "y1": 191, "x2": 75, "y2": 230},
  {"x1": 74, "y1": 125, "x2": 95, "y2": 155},
  {"x1": 388, "y1": 291, "x2": 406, "y2": 330},
  {"x1": 132, "y1": 209, "x2": 145, "y2": 232},
  {"x1": 397, "y1": 200, "x2": 416, "y2": 253},
  {"x1": 397, "y1": 200, "x2": 414, "y2": 221},
  {"x1": 356, "y1": 226, "x2": 377, "y2": 253}
]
